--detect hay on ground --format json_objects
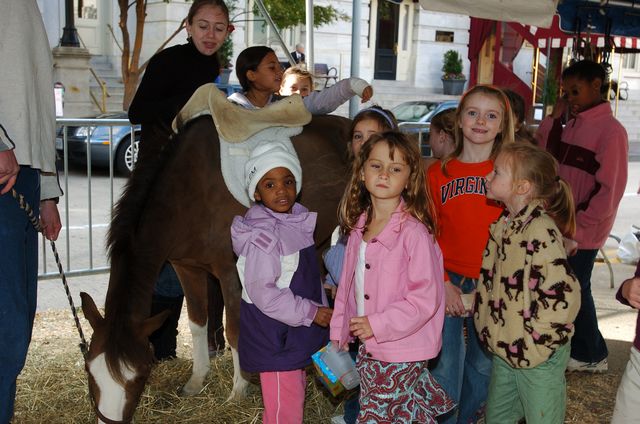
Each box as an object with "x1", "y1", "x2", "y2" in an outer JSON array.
[{"x1": 13, "y1": 308, "x2": 624, "y2": 423}]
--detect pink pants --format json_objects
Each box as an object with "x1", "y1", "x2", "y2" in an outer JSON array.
[{"x1": 259, "y1": 369, "x2": 306, "y2": 424}]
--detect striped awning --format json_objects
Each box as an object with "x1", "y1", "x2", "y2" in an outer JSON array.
[{"x1": 509, "y1": 14, "x2": 640, "y2": 51}]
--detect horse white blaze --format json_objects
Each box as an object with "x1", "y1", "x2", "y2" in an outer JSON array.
[
  {"x1": 89, "y1": 353, "x2": 136, "y2": 423},
  {"x1": 182, "y1": 320, "x2": 209, "y2": 395}
]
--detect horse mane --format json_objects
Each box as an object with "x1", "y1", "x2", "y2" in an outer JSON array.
[{"x1": 103, "y1": 119, "x2": 204, "y2": 381}]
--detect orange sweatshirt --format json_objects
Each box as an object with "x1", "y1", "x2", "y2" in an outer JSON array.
[{"x1": 427, "y1": 159, "x2": 503, "y2": 279}]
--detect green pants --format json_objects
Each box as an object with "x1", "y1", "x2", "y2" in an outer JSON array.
[{"x1": 485, "y1": 343, "x2": 570, "y2": 424}]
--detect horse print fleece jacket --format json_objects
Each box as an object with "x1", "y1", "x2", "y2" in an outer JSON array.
[{"x1": 474, "y1": 201, "x2": 581, "y2": 369}]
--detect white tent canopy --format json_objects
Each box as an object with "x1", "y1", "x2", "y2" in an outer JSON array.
[{"x1": 418, "y1": 0, "x2": 559, "y2": 28}]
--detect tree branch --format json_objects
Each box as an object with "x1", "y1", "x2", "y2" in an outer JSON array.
[{"x1": 140, "y1": 18, "x2": 187, "y2": 71}]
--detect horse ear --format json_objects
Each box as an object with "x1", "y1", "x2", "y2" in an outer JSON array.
[
  {"x1": 80, "y1": 292, "x2": 104, "y2": 330},
  {"x1": 140, "y1": 310, "x2": 172, "y2": 338}
]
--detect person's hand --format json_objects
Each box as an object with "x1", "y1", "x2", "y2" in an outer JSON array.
[
  {"x1": 444, "y1": 280, "x2": 465, "y2": 316},
  {"x1": 349, "y1": 316, "x2": 373, "y2": 341},
  {"x1": 40, "y1": 200, "x2": 61, "y2": 241},
  {"x1": 314, "y1": 306, "x2": 333, "y2": 327},
  {"x1": 323, "y1": 282, "x2": 337, "y2": 299},
  {"x1": 563, "y1": 237, "x2": 578, "y2": 256},
  {"x1": 360, "y1": 86, "x2": 373, "y2": 103},
  {"x1": 551, "y1": 96, "x2": 568, "y2": 119},
  {"x1": 621, "y1": 277, "x2": 640, "y2": 309},
  {"x1": 0, "y1": 150, "x2": 20, "y2": 194},
  {"x1": 330, "y1": 339, "x2": 349, "y2": 352}
]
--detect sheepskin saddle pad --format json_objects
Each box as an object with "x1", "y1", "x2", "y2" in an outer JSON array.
[{"x1": 172, "y1": 83, "x2": 312, "y2": 207}]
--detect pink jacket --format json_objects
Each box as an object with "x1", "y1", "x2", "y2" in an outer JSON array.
[
  {"x1": 536, "y1": 102, "x2": 628, "y2": 249},
  {"x1": 329, "y1": 200, "x2": 446, "y2": 363}
]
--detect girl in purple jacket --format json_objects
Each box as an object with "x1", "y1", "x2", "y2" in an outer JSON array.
[
  {"x1": 231, "y1": 141, "x2": 332, "y2": 423},
  {"x1": 330, "y1": 131, "x2": 454, "y2": 423}
]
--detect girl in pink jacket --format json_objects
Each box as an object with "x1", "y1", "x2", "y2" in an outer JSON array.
[{"x1": 330, "y1": 131, "x2": 454, "y2": 423}]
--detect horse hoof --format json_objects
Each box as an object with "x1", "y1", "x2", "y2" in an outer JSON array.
[
  {"x1": 181, "y1": 382, "x2": 204, "y2": 396},
  {"x1": 226, "y1": 379, "x2": 249, "y2": 401}
]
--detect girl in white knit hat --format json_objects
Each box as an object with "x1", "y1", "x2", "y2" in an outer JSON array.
[{"x1": 231, "y1": 141, "x2": 332, "y2": 423}]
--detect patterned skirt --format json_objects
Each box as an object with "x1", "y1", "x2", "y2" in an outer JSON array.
[{"x1": 356, "y1": 344, "x2": 455, "y2": 423}]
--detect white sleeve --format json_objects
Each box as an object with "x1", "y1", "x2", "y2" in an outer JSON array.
[{"x1": 302, "y1": 77, "x2": 370, "y2": 115}]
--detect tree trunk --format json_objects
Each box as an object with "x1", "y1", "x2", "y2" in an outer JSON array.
[{"x1": 119, "y1": 0, "x2": 146, "y2": 111}]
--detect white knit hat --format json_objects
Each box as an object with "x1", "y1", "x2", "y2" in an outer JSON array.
[{"x1": 245, "y1": 142, "x2": 302, "y2": 201}]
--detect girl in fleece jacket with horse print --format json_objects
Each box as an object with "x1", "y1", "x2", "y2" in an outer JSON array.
[{"x1": 475, "y1": 143, "x2": 581, "y2": 423}]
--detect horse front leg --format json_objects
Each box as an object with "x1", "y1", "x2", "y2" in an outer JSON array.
[{"x1": 172, "y1": 263, "x2": 210, "y2": 396}]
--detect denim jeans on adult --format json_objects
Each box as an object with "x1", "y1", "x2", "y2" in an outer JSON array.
[
  {"x1": 430, "y1": 272, "x2": 492, "y2": 424},
  {"x1": 568, "y1": 249, "x2": 609, "y2": 363},
  {"x1": 0, "y1": 167, "x2": 39, "y2": 424}
]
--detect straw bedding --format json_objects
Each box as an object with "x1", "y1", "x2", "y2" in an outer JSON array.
[{"x1": 12, "y1": 308, "x2": 622, "y2": 423}]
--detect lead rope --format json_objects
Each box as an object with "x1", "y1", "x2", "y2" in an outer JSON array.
[{"x1": 11, "y1": 188, "x2": 88, "y2": 359}]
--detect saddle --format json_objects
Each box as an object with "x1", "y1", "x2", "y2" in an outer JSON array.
[{"x1": 172, "y1": 84, "x2": 312, "y2": 207}]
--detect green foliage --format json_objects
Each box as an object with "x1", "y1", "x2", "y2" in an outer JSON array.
[
  {"x1": 258, "y1": 0, "x2": 350, "y2": 29},
  {"x1": 219, "y1": 0, "x2": 237, "y2": 68},
  {"x1": 218, "y1": 36, "x2": 233, "y2": 68},
  {"x1": 442, "y1": 49, "x2": 465, "y2": 80}
]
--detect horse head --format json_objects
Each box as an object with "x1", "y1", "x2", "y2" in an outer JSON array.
[{"x1": 80, "y1": 292, "x2": 170, "y2": 423}]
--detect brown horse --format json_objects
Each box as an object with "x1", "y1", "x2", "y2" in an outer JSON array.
[{"x1": 80, "y1": 113, "x2": 351, "y2": 423}]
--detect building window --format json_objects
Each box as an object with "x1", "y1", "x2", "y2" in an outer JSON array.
[
  {"x1": 75, "y1": 0, "x2": 98, "y2": 20},
  {"x1": 436, "y1": 31, "x2": 454, "y2": 43},
  {"x1": 622, "y1": 53, "x2": 637, "y2": 70}
]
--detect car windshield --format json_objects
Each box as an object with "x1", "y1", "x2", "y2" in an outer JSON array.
[{"x1": 392, "y1": 102, "x2": 439, "y2": 122}]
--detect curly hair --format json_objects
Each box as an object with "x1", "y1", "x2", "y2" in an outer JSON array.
[{"x1": 338, "y1": 131, "x2": 437, "y2": 236}]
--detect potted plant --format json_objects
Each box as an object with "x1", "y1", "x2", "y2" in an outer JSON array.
[
  {"x1": 217, "y1": 0, "x2": 237, "y2": 85},
  {"x1": 441, "y1": 49, "x2": 466, "y2": 95},
  {"x1": 217, "y1": 33, "x2": 234, "y2": 84}
]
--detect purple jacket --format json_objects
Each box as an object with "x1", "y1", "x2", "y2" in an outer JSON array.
[
  {"x1": 231, "y1": 203, "x2": 328, "y2": 372},
  {"x1": 616, "y1": 261, "x2": 640, "y2": 351},
  {"x1": 330, "y1": 200, "x2": 446, "y2": 363}
]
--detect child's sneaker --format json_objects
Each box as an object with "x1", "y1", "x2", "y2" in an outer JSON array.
[{"x1": 566, "y1": 357, "x2": 608, "y2": 373}]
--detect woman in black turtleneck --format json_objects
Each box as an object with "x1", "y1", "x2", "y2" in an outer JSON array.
[
  {"x1": 128, "y1": 0, "x2": 231, "y2": 361},
  {"x1": 129, "y1": 0, "x2": 230, "y2": 160}
]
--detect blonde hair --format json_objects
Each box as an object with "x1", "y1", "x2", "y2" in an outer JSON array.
[
  {"x1": 442, "y1": 85, "x2": 516, "y2": 174},
  {"x1": 338, "y1": 131, "x2": 437, "y2": 235},
  {"x1": 500, "y1": 143, "x2": 576, "y2": 236},
  {"x1": 282, "y1": 66, "x2": 313, "y2": 88}
]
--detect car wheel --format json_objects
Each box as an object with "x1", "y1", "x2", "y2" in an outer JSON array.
[{"x1": 115, "y1": 135, "x2": 139, "y2": 175}]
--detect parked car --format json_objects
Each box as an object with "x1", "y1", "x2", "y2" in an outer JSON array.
[
  {"x1": 56, "y1": 112, "x2": 140, "y2": 175},
  {"x1": 393, "y1": 100, "x2": 459, "y2": 156}
]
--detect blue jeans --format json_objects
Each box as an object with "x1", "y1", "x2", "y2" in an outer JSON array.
[
  {"x1": 430, "y1": 272, "x2": 492, "y2": 424},
  {"x1": 569, "y1": 249, "x2": 608, "y2": 363},
  {"x1": 0, "y1": 167, "x2": 40, "y2": 424},
  {"x1": 343, "y1": 343, "x2": 360, "y2": 424},
  {"x1": 153, "y1": 262, "x2": 183, "y2": 297}
]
